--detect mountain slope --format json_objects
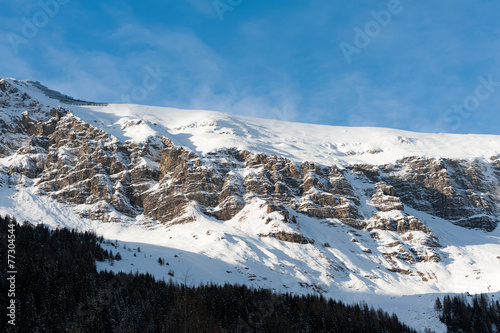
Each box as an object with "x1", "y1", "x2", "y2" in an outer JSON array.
[{"x1": 1, "y1": 77, "x2": 500, "y2": 331}]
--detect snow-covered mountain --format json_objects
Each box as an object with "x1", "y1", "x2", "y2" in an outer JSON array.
[{"x1": 1, "y1": 77, "x2": 499, "y2": 331}]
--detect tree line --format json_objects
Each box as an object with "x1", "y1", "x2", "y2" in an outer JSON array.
[{"x1": 435, "y1": 294, "x2": 500, "y2": 333}]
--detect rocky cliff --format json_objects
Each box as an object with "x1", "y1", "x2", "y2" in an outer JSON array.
[{"x1": 1, "y1": 77, "x2": 499, "y2": 281}]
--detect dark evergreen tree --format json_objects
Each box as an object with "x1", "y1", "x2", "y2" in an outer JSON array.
[
  {"x1": 437, "y1": 294, "x2": 500, "y2": 333},
  {"x1": 434, "y1": 297, "x2": 442, "y2": 311}
]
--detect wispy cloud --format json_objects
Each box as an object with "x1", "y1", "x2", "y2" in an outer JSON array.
[{"x1": 1, "y1": 0, "x2": 499, "y2": 134}]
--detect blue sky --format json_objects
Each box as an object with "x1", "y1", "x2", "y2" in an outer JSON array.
[{"x1": 1, "y1": 0, "x2": 499, "y2": 134}]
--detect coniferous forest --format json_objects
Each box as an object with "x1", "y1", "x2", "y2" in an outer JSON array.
[
  {"x1": 2, "y1": 214, "x2": 419, "y2": 332},
  {"x1": 436, "y1": 294, "x2": 500, "y2": 333}
]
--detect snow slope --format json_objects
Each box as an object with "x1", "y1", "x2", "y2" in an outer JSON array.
[
  {"x1": 75, "y1": 103, "x2": 500, "y2": 166},
  {"x1": 2, "y1": 78, "x2": 500, "y2": 332},
  {"x1": 4, "y1": 78, "x2": 500, "y2": 167},
  {"x1": 2, "y1": 181, "x2": 499, "y2": 332}
]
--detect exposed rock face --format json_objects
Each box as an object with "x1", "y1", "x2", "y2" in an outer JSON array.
[
  {"x1": 380, "y1": 157, "x2": 499, "y2": 231},
  {"x1": 258, "y1": 231, "x2": 315, "y2": 244},
  {"x1": 371, "y1": 182, "x2": 404, "y2": 212},
  {"x1": 1, "y1": 78, "x2": 500, "y2": 272}
]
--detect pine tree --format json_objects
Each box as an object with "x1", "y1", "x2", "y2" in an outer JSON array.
[{"x1": 434, "y1": 297, "x2": 442, "y2": 311}]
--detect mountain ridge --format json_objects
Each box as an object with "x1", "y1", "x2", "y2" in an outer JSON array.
[
  {"x1": 2, "y1": 77, "x2": 500, "y2": 166},
  {"x1": 1, "y1": 77, "x2": 499, "y2": 331}
]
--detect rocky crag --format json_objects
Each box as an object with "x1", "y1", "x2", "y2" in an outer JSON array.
[{"x1": 1, "y1": 77, "x2": 499, "y2": 278}]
